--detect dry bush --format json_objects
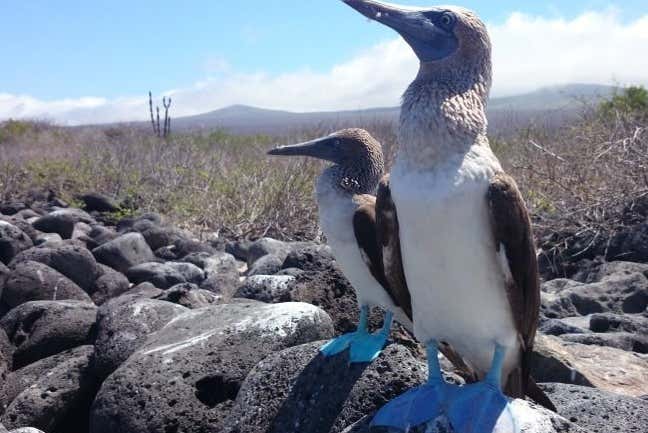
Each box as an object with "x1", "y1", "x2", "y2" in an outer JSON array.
[{"x1": 496, "y1": 99, "x2": 648, "y2": 266}]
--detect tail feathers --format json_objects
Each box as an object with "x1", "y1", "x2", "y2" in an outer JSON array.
[{"x1": 525, "y1": 376, "x2": 557, "y2": 412}]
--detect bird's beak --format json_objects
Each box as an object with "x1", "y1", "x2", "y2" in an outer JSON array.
[
  {"x1": 267, "y1": 136, "x2": 336, "y2": 162},
  {"x1": 342, "y1": 0, "x2": 430, "y2": 40},
  {"x1": 342, "y1": 0, "x2": 457, "y2": 62}
]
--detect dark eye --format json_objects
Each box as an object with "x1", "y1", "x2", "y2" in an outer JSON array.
[{"x1": 439, "y1": 12, "x2": 455, "y2": 29}]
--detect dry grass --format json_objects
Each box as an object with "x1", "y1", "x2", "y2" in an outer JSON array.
[{"x1": 1, "y1": 90, "x2": 646, "y2": 253}]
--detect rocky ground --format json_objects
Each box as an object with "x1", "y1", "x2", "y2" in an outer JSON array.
[{"x1": 0, "y1": 192, "x2": 646, "y2": 433}]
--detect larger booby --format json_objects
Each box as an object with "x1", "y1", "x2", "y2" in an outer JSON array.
[
  {"x1": 342, "y1": 0, "x2": 555, "y2": 430},
  {"x1": 268, "y1": 128, "x2": 413, "y2": 363}
]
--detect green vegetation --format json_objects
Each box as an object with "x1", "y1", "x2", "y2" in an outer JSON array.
[{"x1": 599, "y1": 86, "x2": 648, "y2": 120}]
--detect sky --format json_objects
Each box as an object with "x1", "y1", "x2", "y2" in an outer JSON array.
[{"x1": 1, "y1": 0, "x2": 648, "y2": 124}]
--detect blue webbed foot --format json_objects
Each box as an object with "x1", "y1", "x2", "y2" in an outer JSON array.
[
  {"x1": 446, "y1": 344, "x2": 518, "y2": 433},
  {"x1": 320, "y1": 306, "x2": 393, "y2": 363},
  {"x1": 371, "y1": 341, "x2": 456, "y2": 430}
]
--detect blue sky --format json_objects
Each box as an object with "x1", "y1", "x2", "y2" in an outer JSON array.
[{"x1": 1, "y1": 1, "x2": 648, "y2": 123}]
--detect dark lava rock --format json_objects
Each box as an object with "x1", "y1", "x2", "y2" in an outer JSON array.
[
  {"x1": 126, "y1": 262, "x2": 186, "y2": 289},
  {"x1": 167, "y1": 262, "x2": 205, "y2": 284},
  {"x1": 92, "y1": 232, "x2": 155, "y2": 274},
  {"x1": 247, "y1": 254, "x2": 283, "y2": 277},
  {"x1": 541, "y1": 382, "x2": 648, "y2": 433},
  {"x1": 138, "y1": 224, "x2": 188, "y2": 251},
  {"x1": 11, "y1": 243, "x2": 98, "y2": 292},
  {"x1": 172, "y1": 238, "x2": 216, "y2": 260},
  {"x1": 540, "y1": 272, "x2": 648, "y2": 318},
  {"x1": 0, "y1": 329, "x2": 13, "y2": 392},
  {"x1": 0, "y1": 261, "x2": 9, "y2": 289},
  {"x1": 32, "y1": 213, "x2": 75, "y2": 239},
  {"x1": 0, "y1": 345, "x2": 90, "y2": 413},
  {"x1": 607, "y1": 223, "x2": 648, "y2": 263},
  {"x1": 184, "y1": 252, "x2": 240, "y2": 296},
  {"x1": 88, "y1": 225, "x2": 117, "y2": 247},
  {"x1": 154, "y1": 283, "x2": 221, "y2": 309},
  {"x1": 282, "y1": 244, "x2": 336, "y2": 272},
  {"x1": 3, "y1": 261, "x2": 92, "y2": 308},
  {"x1": 0, "y1": 218, "x2": 38, "y2": 245},
  {"x1": 1, "y1": 345, "x2": 99, "y2": 433},
  {"x1": 226, "y1": 240, "x2": 252, "y2": 262},
  {"x1": 90, "y1": 302, "x2": 333, "y2": 433},
  {"x1": 32, "y1": 233, "x2": 62, "y2": 247},
  {"x1": 90, "y1": 264, "x2": 130, "y2": 305},
  {"x1": 247, "y1": 238, "x2": 307, "y2": 267},
  {"x1": 79, "y1": 193, "x2": 119, "y2": 213},
  {"x1": 0, "y1": 300, "x2": 97, "y2": 368},
  {"x1": 539, "y1": 318, "x2": 588, "y2": 336},
  {"x1": 0, "y1": 222, "x2": 33, "y2": 265},
  {"x1": 559, "y1": 332, "x2": 648, "y2": 354},
  {"x1": 0, "y1": 203, "x2": 26, "y2": 216},
  {"x1": 235, "y1": 275, "x2": 296, "y2": 303},
  {"x1": 121, "y1": 282, "x2": 164, "y2": 299},
  {"x1": 573, "y1": 261, "x2": 648, "y2": 284},
  {"x1": 589, "y1": 312, "x2": 648, "y2": 334},
  {"x1": 223, "y1": 342, "x2": 427, "y2": 433},
  {"x1": 94, "y1": 297, "x2": 188, "y2": 378}
]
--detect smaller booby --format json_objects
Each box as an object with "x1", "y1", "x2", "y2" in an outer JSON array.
[{"x1": 267, "y1": 128, "x2": 413, "y2": 363}]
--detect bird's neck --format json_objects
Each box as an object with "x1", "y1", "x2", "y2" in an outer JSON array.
[
  {"x1": 320, "y1": 163, "x2": 382, "y2": 197},
  {"x1": 397, "y1": 64, "x2": 491, "y2": 170}
]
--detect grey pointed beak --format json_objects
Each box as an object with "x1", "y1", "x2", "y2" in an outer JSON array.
[
  {"x1": 342, "y1": 0, "x2": 427, "y2": 37},
  {"x1": 267, "y1": 136, "x2": 336, "y2": 162}
]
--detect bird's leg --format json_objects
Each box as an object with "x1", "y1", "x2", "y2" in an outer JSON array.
[
  {"x1": 446, "y1": 343, "x2": 518, "y2": 433},
  {"x1": 320, "y1": 305, "x2": 391, "y2": 363},
  {"x1": 371, "y1": 339, "x2": 453, "y2": 430}
]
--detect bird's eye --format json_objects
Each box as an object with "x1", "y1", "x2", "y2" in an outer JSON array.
[{"x1": 439, "y1": 12, "x2": 455, "y2": 29}]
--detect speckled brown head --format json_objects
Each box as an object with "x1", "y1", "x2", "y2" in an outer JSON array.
[{"x1": 267, "y1": 128, "x2": 385, "y2": 194}]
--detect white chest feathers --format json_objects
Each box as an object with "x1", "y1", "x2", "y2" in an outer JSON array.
[{"x1": 391, "y1": 145, "x2": 519, "y2": 377}]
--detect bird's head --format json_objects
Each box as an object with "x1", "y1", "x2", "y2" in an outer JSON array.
[
  {"x1": 342, "y1": 0, "x2": 491, "y2": 91},
  {"x1": 268, "y1": 128, "x2": 385, "y2": 193}
]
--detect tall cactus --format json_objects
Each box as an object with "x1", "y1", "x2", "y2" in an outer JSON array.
[{"x1": 148, "y1": 91, "x2": 172, "y2": 138}]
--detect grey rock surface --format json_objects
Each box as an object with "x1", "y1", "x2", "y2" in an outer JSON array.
[
  {"x1": 126, "y1": 262, "x2": 187, "y2": 289},
  {"x1": 90, "y1": 302, "x2": 334, "y2": 433},
  {"x1": 247, "y1": 254, "x2": 283, "y2": 277},
  {"x1": 11, "y1": 243, "x2": 98, "y2": 291},
  {"x1": 541, "y1": 382, "x2": 648, "y2": 433},
  {"x1": 224, "y1": 342, "x2": 427, "y2": 433},
  {"x1": 3, "y1": 261, "x2": 92, "y2": 308},
  {"x1": 154, "y1": 283, "x2": 221, "y2": 309},
  {"x1": 234, "y1": 275, "x2": 296, "y2": 303},
  {"x1": 1, "y1": 345, "x2": 98, "y2": 433},
  {"x1": 93, "y1": 297, "x2": 188, "y2": 378},
  {"x1": 92, "y1": 232, "x2": 155, "y2": 274},
  {"x1": 0, "y1": 300, "x2": 97, "y2": 368},
  {"x1": 0, "y1": 222, "x2": 33, "y2": 266},
  {"x1": 90, "y1": 264, "x2": 130, "y2": 305}
]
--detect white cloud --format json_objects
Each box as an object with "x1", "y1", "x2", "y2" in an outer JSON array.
[{"x1": 1, "y1": 9, "x2": 647, "y2": 125}]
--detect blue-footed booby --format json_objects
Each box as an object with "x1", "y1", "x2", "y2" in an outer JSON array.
[
  {"x1": 342, "y1": 0, "x2": 555, "y2": 430},
  {"x1": 268, "y1": 128, "x2": 413, "y2": 363}
]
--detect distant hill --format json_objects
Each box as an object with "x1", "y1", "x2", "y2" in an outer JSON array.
[{"x1": 139, "y1": 84, "x2": 618, "y2": 136}]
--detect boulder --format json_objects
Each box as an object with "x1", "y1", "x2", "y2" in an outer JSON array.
[
  {"x1": 247, "y1": 238, "x2": 307, "y2": 267},
  {"x1": 1, "y1": 345, "x2": 99, "y2": 433},
  {"x1": 225, "y1": 240, "x2": 252, "y2": 262},
  {"x1": 11, "y1": 243, "x2": 98, "y2": 291},
  {"x1": 0, "y1": 222, "x2": 32, "y2": 265},
  {"x1": 90, "y1": 302, "x2": 334, "y2": 433},
  {"x1": 589, "y1": 312, "x2": 648, "y2": 334},
  {"x1": 166, "y1": 262, "x2": 205, "y2": 284},
  {"x1": 0, "y1": 203, "x2": 26, "y2": 216},
  {"x1": 32, "y1": 213, "x2": 75, "y2": 239},
  {"x1": 137, "y1": 224, "x2": 187, "y2": 251},
  {"x1": 154, "y1": 283, "x2": 221, "y2": 309},
  {"x1": 90, "y1": 264, "x2": 130, "y2": 305},
  {"x1": 223, "y1": 342, "x2": 427, "y2": 433},
  {"x1": 79, "y1": 193, "x2": 119, "y2": 213},
  {"x1": 125, "y1": 262, "x2": 187, "y2": 289},
  {"x1": 0, "y1": 300, "x2": 97, "y2": 368},
  {"x1": 93, "y1": 297, "x2": 188, "y2": 378},
  {"x1": 538, "y1": 318, "x2": 588, "y2": 336},
  {"x1": 235, "y1": 275, "x2": 296, "y2": 303},
  {"x1": 0, "y1": 329, "x2": 13, "y2": 392},
  {"x1": 247, "y1": 254, "x2": 283, "y2": 277},
  {"x1": 87, "y1": 225, "x2": 117, "y2": 246},
  {"x1": 541, "y1": 383, "x2": 648, "y2": 433},
  {"x1": 3, "y1": 261, "x2": 92, "y2": 308},
  {"x1": 531, "y1": 335, "x2": 648, "y2": 397},
  {"x1": 0, "y1": 346, "x2": 90, "y2": 413},
  {"x1": 606, "y1": 223, "x2": 648, "y2": 263},
  {"x1": 184, "y1": 252, "x2": 240, "y2": 296},
  {"x1": 92, "y1": 233, "x2": 155, "y2": 274},
  {"x1": 282, "y1": 244, "x2": 336, "y2": 272}
]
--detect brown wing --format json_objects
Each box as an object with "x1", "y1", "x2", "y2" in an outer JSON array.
[
  {"x1": 374, "y1": 175, "x2": 479, "y2": 383},
  {"x1": 488, "y1": 173, "x2": 556, "y2": 410}
]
